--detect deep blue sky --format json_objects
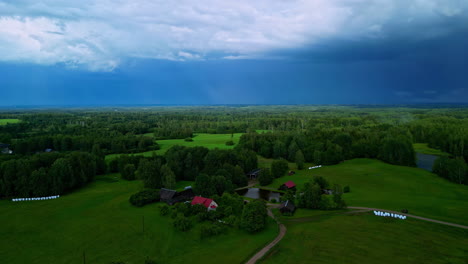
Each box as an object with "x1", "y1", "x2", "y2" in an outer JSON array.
[{"x1": 1, "y1": 0, "x2": 468, "y2": 105}]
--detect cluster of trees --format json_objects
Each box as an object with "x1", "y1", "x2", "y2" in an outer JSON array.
[
  {"x1": 238, "y1": 126, "x2": 416, "y2": 167},
  {"x1": 258, "y1": 159, "x2": 289, "y2": 186},
  {"x1": 432, "y1": 156, "x2": 467, "y2": 184},
  {"x1": 110, "y1": 146, "x2": 255, "y2": 192},
  {"x1": 0, "y1": 152, "x2": 104, "y2": 198},
  {"x1": 159, "y1": 193, "x2": 268, "y2": 237},
  {"x1": 287, "y1": 176, "x2": 347, "y2": 210}
]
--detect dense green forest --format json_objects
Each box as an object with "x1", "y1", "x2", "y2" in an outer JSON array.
[{"x1": 1, "y1": 105, "x2": 467, "y2": 199}]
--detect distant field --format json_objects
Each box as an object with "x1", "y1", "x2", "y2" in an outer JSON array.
[
  {"x1": 0, "y1": 119, "x2": 20, "y2": 125},
  {"x1": 261, "y1": 211, "x2": 468, "y2": 264},
  {"x1": 266, "y1": 159, "x2": 468, "y2": 225},
  {"x1": 0, "y1": 175, "x2": 277, "y2": 264},
  {"x1": 106, "y1": 133, "x2": 243, "y2": 161},
  {"x1": 413, "y1": 143, "x2": 449, "y2": 156}
]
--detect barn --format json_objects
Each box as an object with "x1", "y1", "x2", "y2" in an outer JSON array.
[{"x1": 191, "y1": 196, "x2": 218, "y2": 211}]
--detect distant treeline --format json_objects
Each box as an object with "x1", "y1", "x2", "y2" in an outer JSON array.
[{"x1": 0, "y1": 106, "x2": 467, "y2": 186}]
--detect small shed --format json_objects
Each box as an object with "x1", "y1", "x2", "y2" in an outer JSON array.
[
  {"x1": 280, "y1": 200, "x2": 296, "y2": 214},
  {"x1": 246, "y1": 168, "x2": 262, "y2": 179},
  {"x1": 160, "y1": 188, "x2": 177, "y2": 204},
  {"x1": 279, "y1": 180, "x2": 297, "y2": 191},
  {"x1": 288, "y1": 170, "x2": 296, "y2": 176}
]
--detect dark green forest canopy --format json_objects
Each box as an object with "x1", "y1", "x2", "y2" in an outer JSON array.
[{"x1": 0, "y1": 105, "x2": 467, "y2": 194}]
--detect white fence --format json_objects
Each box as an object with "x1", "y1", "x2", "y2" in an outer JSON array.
[
  {"x1": 11, "y1": 195, "x2": 60, "y2": 202},
  {"x1": 374, "y1": 210, "x2": 406, "y2": 219},
  {"x1": 308, "y1": 165, "x2": 322, "y2": 169}
]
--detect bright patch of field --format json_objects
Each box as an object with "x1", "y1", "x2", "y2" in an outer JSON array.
[
  {"x1": 0, "y1": 175, "x2": 277, "y2": 264},
  {"x1": 266, "y1": 159, "x2": 468, "y2": 225},
  {"x1": 413, "y1": 143, "x2": 449, "y2": 156},
  {"x1": 260, "y1": 212, "x2": 468, "y2": 264},
  {"x1": 106, "y1": 133, "x2": 243, "y2": 161},
  {"x1": 0, "y1": 119, "x2": 20, "y2": 125}
]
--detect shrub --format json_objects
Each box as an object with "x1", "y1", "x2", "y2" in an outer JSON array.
[
  {"x1": 270, "y1": 199, "x2": 277, "y2": 203},
  {"x1": 184, "y1": 137, "x2": 193, "y2": 142},
  {"x1": 225, "y1": 140, "x2": 234, "y2": 146},
  {"x1": 343, "y1": 185, "x2": 350, "y2": 193},
  {"x1": 121, "y1": 164, "x2": 136, "y2": 180},
  {"x1": 145, "y1": 259, "x2": 158, "y2": 264},
  {"x1": 160, "y1": 205, "x2": 169, "y2": 216},
  {"x1": 200, "y1": 222, "x2": 226, "y2": 239},
  {"x1": 129, "y1": 189, "x2": 160, "y2": 207},
  {"x1": 173, "y1": 214, "x2": 193, "y2": 232}
]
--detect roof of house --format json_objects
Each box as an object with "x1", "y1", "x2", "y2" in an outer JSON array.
[
  {"x1": 280, "y1": 200, "x2": 296, "y2": 211},
  {"x1": 191, "y1": 196, "x2": 215, "y2": 208},
  {"x1": 246, "y1": 168, "x2": 262, "y2": 175},
  {"x1": 160, "y1": 188, "x2": 177, "y2": 200},
  {"x1": 284, "y1": 181, "x2": 296, "y2": 188}
]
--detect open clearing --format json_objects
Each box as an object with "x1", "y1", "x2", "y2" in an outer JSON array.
[
  {"x1": 266, "y1": 159, "x2": 468, "y2": 225},
  {"x1": 0, "y1": 119, "x2": 20, "y2": 125},
  {"x1": 0, "y1": 174, "x2": 277, "y2": 264},
  {"x1": 413, "y1": 143, "x2": 449, "y2": 156},
  {"x1": 259, "y1": 210, "x2": 468, "y2": 264},
  {"x1": 106, "y1": 133, "x2": 243, "y2": 161}
]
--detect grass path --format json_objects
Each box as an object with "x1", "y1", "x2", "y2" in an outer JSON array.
[{"x1": 246, "y1": 205, "x2": 286, "y2": 264}]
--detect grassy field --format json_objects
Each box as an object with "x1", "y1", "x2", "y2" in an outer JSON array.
[
  {"x1": 106, "y1": 133, "x2": 243, "y2": 161},
  {"x1": 0, "y1": 174, "x2": 278, "y2": 264},
  {"x1": 266, "y1": 159, "x2": 468, "y2": 225},
  {"x1": 413, "y1": 143, "x2": 449, "y2": 156},
  {"x1": 0, "y1": 119, "x2": 20, "y2": 125},
  {"x1": 260, "y1": 211, "x2": 468, "y2": 264}
]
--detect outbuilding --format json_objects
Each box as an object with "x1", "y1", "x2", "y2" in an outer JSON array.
[
  {"x1": 191, "y1": 196, "x2": 218, "y2": 211},
  {"x1": 279, "y1": 200, "x2": 296, "y2": 214},
  {"x1": 279, "y1": 180, "x2": 297, "y2": 191}
]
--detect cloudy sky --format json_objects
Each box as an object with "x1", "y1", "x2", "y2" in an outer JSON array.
[{"x1": 1, "y1": 0, "x2": 467, "y2": 105}]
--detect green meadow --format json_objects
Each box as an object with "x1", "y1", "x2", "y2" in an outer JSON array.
[
  {"x1": 0, "y1": 119, "x2": 20, "y2": 125},
  {"x1": 0, "y1": 174, "x2": 277, "y2": 264},
  {"x1": 106, "y1": 133, "x2": 243, "y2": 161},
  {"x1": 413, "y1": 143, "x2": 449, "y2": 156},
  {"x1": 260, "y1": 211, "x2": 468, "y2": 264},
  {"x1": 266, "y1": 159, "x2": 468, "y2": 225}
]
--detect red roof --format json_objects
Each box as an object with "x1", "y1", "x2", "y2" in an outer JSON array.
[
  {"x1": 191, "y1": 196, "x2": 215, "y2": 208},
  {"x1": 284, "y1": 181, "x2": 296, "y2": 188}
]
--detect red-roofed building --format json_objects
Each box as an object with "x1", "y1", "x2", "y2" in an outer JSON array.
[
  {"x1": 191, "y1": 196, "x2": 218, "y2": 211},
  {"x1": 279, "y1": 180, "x2": 297, "y2": 191}
]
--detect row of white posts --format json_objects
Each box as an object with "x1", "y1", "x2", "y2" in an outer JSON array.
[
  {"x1": 308, "y1": 165, "x2": 322, "y2": 169},
  {"x1": 374, "y1": 211, "x2": 406, "y2": 219},
  {"x1": 11, "y1": 195, "x2": 60, "y2": 202}
]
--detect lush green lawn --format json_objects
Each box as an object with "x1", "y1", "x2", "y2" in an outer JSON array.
[
  {"x1": 0, "y1": 175, "x2": 277, "y2": 264},
  {"x1": 106, "y1": 133, "x2": 243, "y2": 161},
  {"x1": 260, "y1": 211, "x2": 468, "y2": 264},
  {"x1": 413, "y1": 143, "x2": 449, "y2": 156},
  {"x1": 0, "y1": 119, "x2": 20, "y2": 125},
  {"x1": 266, "y1": 159, "x2": 468, "y2": 225}
]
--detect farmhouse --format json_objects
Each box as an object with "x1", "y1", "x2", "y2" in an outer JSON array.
[
  {"x1": 279, "y1": 180, "x2": 297, "y2": 191},
  {"x1": 191, "y1": 196, "x2": 218, "y2": 211},
  {"x1": 160, "y1": 188, "x2": 195, "y2": 205},
  {"x1": 246, "y1": 168, "x2": 262, "y2": 179},
  {"x1": 279, "y1": 200, "x2": 296, "y2": 214}
]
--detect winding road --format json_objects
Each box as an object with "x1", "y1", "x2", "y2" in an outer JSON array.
[{"x1": 244, "y1": 205, "x2": 468, "y2": 264}]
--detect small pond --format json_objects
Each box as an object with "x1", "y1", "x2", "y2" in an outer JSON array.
[
  {"x1": 236, "y1": 188, "x2": 282, "y2": 201},
  {"x1": 416, "y1": 153, "x2": 438, "y2": 171}
]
